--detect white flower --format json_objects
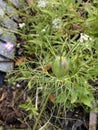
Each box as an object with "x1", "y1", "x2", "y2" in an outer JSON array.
[
  {"x1": 52, "y1": 18, "x2": 62, "y2": 29},
  {"x1": 79, "y1": 33, "x2": 93, "y2": 47},
  {"x1": 37, "y1": 0, "x2": 48, "y2": 8},
  {"x1": 41, "y1": 28, "x2": 46, "y2": 32},
  {"x1": 80, "y1": 33, "x2": 92, "y2": 43},
  {"x1": 19, "y1": 23, "x2": 25, "y2": 28}
]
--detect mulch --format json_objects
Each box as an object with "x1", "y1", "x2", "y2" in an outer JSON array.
[{"x1": 0, "y1": 84, "x2": 97, "y2": 130}]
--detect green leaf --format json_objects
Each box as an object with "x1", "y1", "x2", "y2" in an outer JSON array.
[
  {"x1": 91, "y1": 108, "x2": 98, "y2": 113},
  {"x1": 81, "y1": 96, "x2": 93, "y2": 108},
  {"x1": 71, "y1": 91, "x2": 77, "y2": 103},
  {"x1": 56, "y1": 91, "x2": 66, "y2": 103},
  {"x1": 19, "y1": 97, "x2": 38, "y2": 119}
]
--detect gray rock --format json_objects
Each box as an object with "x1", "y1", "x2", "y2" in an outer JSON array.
[
  {"x1": 0, "y1": 8, "x2": 5, "y2": 17},
  {"x1": 0, "y1": 16, "x2": 18, "y2": 31},
  {"x1": 0, "y1": 0, "x2": 7, "y2": 10},
  {"x1": 0, "y1": 0, "x2": 21, "y2": 72},
  {"x1": 0, "y1": 57, "x2": 14, "y2": 72},
  {"x1": 6, "y1": 5, "x2": 19, "y2": 21},
  {"x1": 0, "y1": 42, "x2": 15, "y2": 59},
  {"x1": 0, "y1": 28, "x2": 4, "y2": 35},
  {"x1": 9, "y1": 0, "x2": 23, "y2": 8},
  {"x1": 0, "y1": 31, "x2": 16, "y2": 72},
  {"x1": 0, "y1": 31, "x2": 16, "y2": 43},
  {"x1": 0, "y1": 0, "x2": 19, "y2": 21}
]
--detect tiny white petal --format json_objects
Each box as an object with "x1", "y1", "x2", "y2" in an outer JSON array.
[
  {"x1": 80, "y1": 33, "x2": 92, "y2": 43},
  {"x1": 52, "y1": 18, "x2": 62, "y2": 29},
  {"x1": 37, "y1": 0, "x2": 48, "y2": 8},
  {"x1": 19, "y1": 23, "x2": 25, "y2": 28},
  {"x1": 41, "y1": 28, "x2": 46, "y2": 32}
]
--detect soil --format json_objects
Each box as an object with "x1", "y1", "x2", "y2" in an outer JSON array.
[
  {"x1": 0, "y1": 84, "x2": 97, "y2": 130},
  {"x1": 0, "y1": 85, "x2": 27, "y2": 129}
]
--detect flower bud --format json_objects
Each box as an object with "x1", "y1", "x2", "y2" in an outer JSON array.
[{"x1": 52, "y1": 56, "x2": 69, "y2": 78}]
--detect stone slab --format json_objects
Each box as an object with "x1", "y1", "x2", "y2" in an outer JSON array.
[{"x1": 0, "y1": 57, "x2": 14, "y2": 72}]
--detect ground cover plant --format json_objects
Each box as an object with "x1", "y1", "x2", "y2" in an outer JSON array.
[{"x1": 3, "y1": 0, "x2": 98, "y2": 129}]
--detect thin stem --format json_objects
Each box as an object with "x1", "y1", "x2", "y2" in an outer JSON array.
[{"x1": 33, "y1": 95, "x2": 49, "y2": 130}]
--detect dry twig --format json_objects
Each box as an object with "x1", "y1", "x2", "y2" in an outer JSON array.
[{"x1": 89, "y1": 102, "x2": 97, "y2": 130}]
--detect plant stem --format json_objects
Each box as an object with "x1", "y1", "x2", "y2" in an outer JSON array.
[{"x1": 33, "y1": 95, "x2": 49, "y2": 130}]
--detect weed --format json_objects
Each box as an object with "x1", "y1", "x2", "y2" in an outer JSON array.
[{"x1": 6, "y1": 0, "x2": 98, "y2": 129}]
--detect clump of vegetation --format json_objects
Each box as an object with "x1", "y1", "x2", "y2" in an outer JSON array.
[{"x1": 7, "y1": 0, "x2": 98, "y2": 129}]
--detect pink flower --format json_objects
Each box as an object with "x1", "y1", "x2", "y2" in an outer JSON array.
[{"x1": 4, "y1": 42, "x2": 14, "y2": 51}]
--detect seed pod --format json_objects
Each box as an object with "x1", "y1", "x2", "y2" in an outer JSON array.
[{"x1": 52, "y1": 56, "x2": 69, "y2": 78}]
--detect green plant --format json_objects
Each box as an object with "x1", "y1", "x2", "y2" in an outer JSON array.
[
  {"x1": 7, "y1": 0, "x2": 98, "y2": 129},
  {"x1": 19, "y1": 97, "x2": 38, "y2": 120},
  {"x1": 52, "y1": 56, "x2": 69, "y2": 78},
  {"x1": 0, "y1": 127, "x2": 3, "y2": 130}
]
